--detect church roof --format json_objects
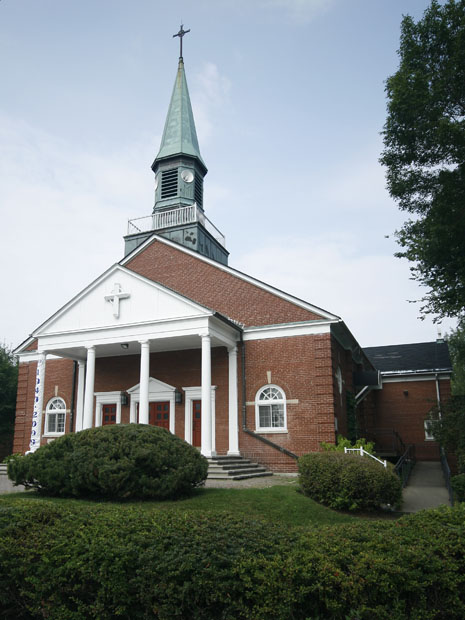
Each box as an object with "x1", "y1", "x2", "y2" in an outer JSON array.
[
  {"x1": 154, "y1": 58, "x2": 205, "y2": 167},
  {"x1": 121, "y1": 233, "x2": 341, "y2": 325},
  {"x1": 364, "y1": 341, "x2": 452, "y2": 374}
]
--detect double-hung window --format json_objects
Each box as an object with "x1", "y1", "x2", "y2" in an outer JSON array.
[
  {"x1": 255, "y1": 385, "x2": 287, "y2": 432},
  {"x1": 45, "y1": 397, "x2": 66, "y2": 435}
]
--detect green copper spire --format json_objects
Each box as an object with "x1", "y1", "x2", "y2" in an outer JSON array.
[
  {"x1": 155, "y1": 58, "x2": 205, "y2": 167},
  {"x1": 124, "y1": 28, "x2": 228, "y2": 266}
]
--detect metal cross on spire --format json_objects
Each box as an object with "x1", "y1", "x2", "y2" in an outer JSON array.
[{"x1": 173, "y1": 24, "x2": 190, "y2": 59}]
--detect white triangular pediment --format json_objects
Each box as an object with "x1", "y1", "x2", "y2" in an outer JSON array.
[
  {"x1": 127, "y1": 377, "x2": 175, "y2": 397},
  {"x1": 37, "y1": 265, "x2": 211, "y2": 336}
]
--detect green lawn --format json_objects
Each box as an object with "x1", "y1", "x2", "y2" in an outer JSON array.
[{"x1": 0, "y1": 482, "x2": 396, "y2": 528}]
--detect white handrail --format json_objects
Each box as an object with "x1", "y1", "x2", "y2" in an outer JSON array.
[
  {"x1": 127, "y1": 203, "x2": 226, "y2": 247},
  {"x1": 344, "y1": 446, "x2": 387, "y2": 468}
]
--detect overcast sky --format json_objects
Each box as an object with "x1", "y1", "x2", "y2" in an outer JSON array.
[{"x1": 0, "y1": 0, "x2": 457, "y2": 350}]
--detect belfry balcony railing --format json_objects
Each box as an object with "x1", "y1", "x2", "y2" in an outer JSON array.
[{"x1": 127, "y1": 203, "x2": 226, "y2": 248}]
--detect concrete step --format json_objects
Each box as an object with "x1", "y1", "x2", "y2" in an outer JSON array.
[
  {"x1": 206, "y1": 455, "x2": 273, "y2": 481},
  {"x1": 232, "y1": 472, "x2": 274, "y2": 480},
  {"x1": 208, "y1": 463, "x2": 256, "y2": 471},
  {"x1": 207, "y1": 456, "x2": 250, "y2": 465}
]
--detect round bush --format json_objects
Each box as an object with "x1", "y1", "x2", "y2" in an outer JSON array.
[
  {"x1": 8, "y1": 424, "x2": 208, "y2": 499},
  {"x1": 298, "y1": 451, "x2": 402, "y2": 511}
]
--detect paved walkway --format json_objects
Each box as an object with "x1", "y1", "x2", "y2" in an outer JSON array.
[
  {"x1": 402, "y1": 461, "x2": 451, "y2": 512},
  {"x1": 204, "y1": 474, "x2": 298, "y2": 489}
]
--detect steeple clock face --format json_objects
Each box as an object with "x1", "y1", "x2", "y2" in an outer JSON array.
[{"x1": 181, "y1": 169, "x2": 194, "y2": 183}]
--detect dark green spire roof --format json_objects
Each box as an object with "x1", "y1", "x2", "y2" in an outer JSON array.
[{"x1": 155, "y1": 58, "x2": 206, "y2": 167}]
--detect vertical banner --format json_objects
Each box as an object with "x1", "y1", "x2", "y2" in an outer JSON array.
[{"x1": 29, "y1": 353, "x2": 46, "y2": 452}]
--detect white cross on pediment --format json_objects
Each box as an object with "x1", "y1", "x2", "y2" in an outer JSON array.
[{"x1": 104, "y1": 283, "x2": 130, "y2": 319}]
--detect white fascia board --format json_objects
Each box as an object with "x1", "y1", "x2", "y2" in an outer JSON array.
[
  {"x1": 209, "y1": 316, "x2": 240, "y2": 348},
  {"x1": 243, "y1": 320, "x2": 335, "y2": 341},
  {"x1": 382, "y1": 372, "x2": 451, "y2": 384},
  {"x1": 31, "y1": 264, "x2": 214, "y2": 340},
  {"x1": 37, "y1": 315, "x2": 213, "y2": 352},
  {"x1": 14, "y1": 336, "x2": 37, "y2": 356},
  {"x1": 36, "y1": 312, "x2": 212, "y2": 340},
  {"x1": 17, "y1": 351, "x2": 62, "y2": 363},
  {"x1": 121, "y1": 235, "x2": 340, "y2": 321}
]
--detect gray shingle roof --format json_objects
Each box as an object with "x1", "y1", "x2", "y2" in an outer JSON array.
[{"x1": 363, "y1": 341, "x2": 452, "y2": 374}]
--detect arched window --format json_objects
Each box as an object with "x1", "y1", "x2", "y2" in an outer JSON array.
[
  {"x1": 45, "y1": 397, "x2": 66, "y2": 435},
  {"x1": 255, "y1": 385, "x2": 287, "y2": 432}
]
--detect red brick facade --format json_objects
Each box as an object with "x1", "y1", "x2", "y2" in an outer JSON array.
[
  {"x1": 13, "y1": 358, "x2": 75, "y2": 455},
  {"x1": 12, "y1": 238, "x2": 452, "y2": 471},
  {"x1": 367, "y1": 377, "x2": 451, "y2": 461},
  {"x1": 14, "y1": 334, "x2": 356, "y2": 472}
]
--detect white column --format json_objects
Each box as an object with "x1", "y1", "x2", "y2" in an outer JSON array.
[
  {"x1": 139, "y1": 340, "x2": 150, "y2": 424},
  {"x1": 28, "y1": 351, "x2": 47, "y2": 452},
  {"x1": 201, "y1": 332, "x2": 213, "y2": 457},
  {"x1": 82, "y1": 346, "x2": 96, "y2": 429},
  {"x1": 75, "y1": 360, "x2": 86, "y2": 432},
  {"x1": 227, "y1": 346, "x2": 240, "y2": 456}
]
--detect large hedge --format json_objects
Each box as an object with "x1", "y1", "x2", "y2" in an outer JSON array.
[
  {"x1": 299, "y1": 451, "x2": 402, "y2": 511},
  {"x1": 0, "y1": 500, "x2": 464, "y2": 619},
  {"x1": 7, "y1": 424, "x2": 208, "y2": 499}
]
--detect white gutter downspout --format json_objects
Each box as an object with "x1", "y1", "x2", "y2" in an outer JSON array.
[{"x1": 435, "y1": 373, "x2": 442, "y2": 419}]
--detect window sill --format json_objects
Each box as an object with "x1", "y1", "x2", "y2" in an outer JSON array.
[
  {"x1": 255, "y1": 429, "x2": 288, "y2": 434},
  {"x1": 43, "y1": 432, "x2": 65, "y2": 438}
]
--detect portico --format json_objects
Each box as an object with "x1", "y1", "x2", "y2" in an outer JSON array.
[{"x1": 25, "y1": 265, "x2": 241, "y2": 458}]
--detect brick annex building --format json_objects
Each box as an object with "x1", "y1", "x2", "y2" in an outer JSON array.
[{"x1": 13, "y1": 44, "x2": 452, "y2": 472}]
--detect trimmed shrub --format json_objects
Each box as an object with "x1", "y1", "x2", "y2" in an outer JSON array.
[
  {"x1": 452, "y1": 473, "x2": 465, "y2": 502},
  {"x1": 298, "y1": 451, "x2": 402, "y2": 511},
  {"x1": 7, "y1": 424, "x2": 208, "y2": 499},
  {"x1": 0, "y1": 499, "x2": 464, "y2": 619}
]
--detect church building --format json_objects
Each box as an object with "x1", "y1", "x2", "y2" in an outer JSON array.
[{"x1": 12, "y1": 33, "x2": 451, "y2": 474}]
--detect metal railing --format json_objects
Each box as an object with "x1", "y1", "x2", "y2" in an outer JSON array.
[
  {"x1": 344, "y1": 446, "x2": 387, "y2": 467},
  {"x1": 127, "y1": 203, "x2": 226, "y2": 247},
  {"x1": 440, "y1": 446, "x2": 454, "y2": 506},
  {"x1": 364, "y1": 428, "x2": 406, "y2": 457},
  {"x1": 394, "y1": 444, "x2": 416, "y2": 487}
]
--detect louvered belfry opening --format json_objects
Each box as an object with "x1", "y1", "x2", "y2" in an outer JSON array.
[
  {"x1": 161, "y1": 169, "x2": 178, "y2": 199},
  {"x1": 194, "y1": 174, "x2": 203, "y2": 208}
]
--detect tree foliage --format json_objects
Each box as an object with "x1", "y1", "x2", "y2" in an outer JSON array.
[
  {"x1": 0, "y1": 344, "x2": 18, "y2": 459},
  {"x1": 447, "y1": 321, "x2": 465, "y2": 394},
  {"x1": 431, "y1": 395, "x2": 465, "y2": 473},
  {"x1": 380, "y1": 0, "x2": 465, "y2": 320}
]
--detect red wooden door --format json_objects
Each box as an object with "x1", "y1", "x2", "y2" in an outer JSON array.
[
  {"x1": 192, "y1": 400, "x2": 201, "y2": 447},
  {"x1": 102, "y1": 404, "x2": 117, "y2": 425},
  {"x1": 149, "y1": 402, "x2": 170, "y2": 430}
]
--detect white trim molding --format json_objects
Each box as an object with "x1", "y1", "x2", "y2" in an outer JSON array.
[
  {"x1": 182, "y1": 386, "x2": 217, "y2": 452},
  {"x1": 382, "y1": 373, "x2": 451, "y2": 384},
  {"x1": 255, "y1": 384, "x2": 288, "y2": 433},
  {"x1": 42, "y1": 396, "x2": 68, "y2": 438},
  {"x1": 127, "y1": 377, "x2": 176, "y2": 434},
  {"x1": 243, "y1": 321, "x2": 334, "y2": 341},
  {"x1": 94, "y1": 392, "x2": 124, "y2": 427}
]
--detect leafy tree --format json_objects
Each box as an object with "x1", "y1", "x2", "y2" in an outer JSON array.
[
  {"x1": 0, "y1": 344, "x2": 18, "y2": 459},
  {"x1": 380, "y1": 0, "x2": 465, "y2": 321},
  {"x1": 447, "y1": 321, "x2": 465, "y2": 394},
  {"x1": 430, "y1": 396, "x2": 465, "y2": 473}
]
